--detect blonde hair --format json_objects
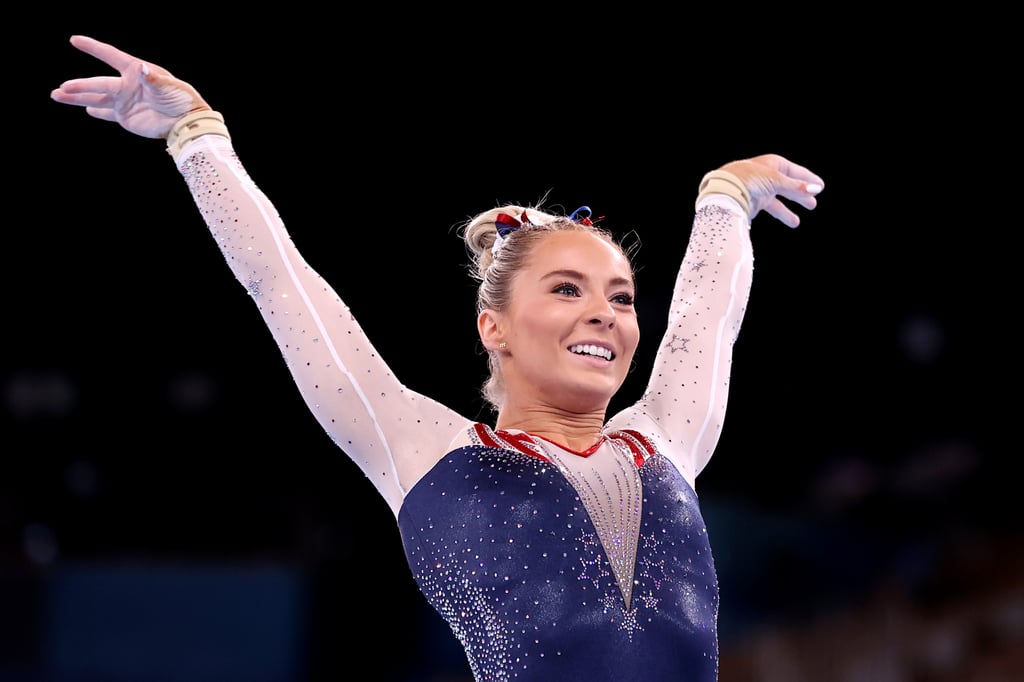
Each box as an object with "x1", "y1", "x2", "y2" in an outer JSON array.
[{"x1": 459, "y1": 203, "x2": 634, "y2": 413}]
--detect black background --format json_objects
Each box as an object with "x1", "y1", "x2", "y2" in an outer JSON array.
[{"x1": 3, "y1": 11, "x2": 1017, "y2": 682}]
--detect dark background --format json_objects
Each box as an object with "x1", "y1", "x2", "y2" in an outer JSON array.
[{"x1": 4, "y1": 13, "x2": 1018, "y2": 682}]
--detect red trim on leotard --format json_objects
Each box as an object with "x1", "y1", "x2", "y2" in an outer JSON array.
[
  {"x1": 530, "y1": 432, "x2": 605, "y2": 457},
  {"x1": 608, "y1": 429, "x2": 657, "y2": 468},
  {"x1": 474, "y1": 423, "x2": 658, "y2": 469},
  {"x1": 473, "y1": 423, "x2": 552, "y2": 462}
]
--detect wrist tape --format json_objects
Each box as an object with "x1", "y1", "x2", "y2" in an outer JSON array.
[
  {"x1": 166, "y1": 110, "x2": 230, "y2": 162},
  {"x1": 695, "y1": 170, "x2": 751, "y2": 217}
]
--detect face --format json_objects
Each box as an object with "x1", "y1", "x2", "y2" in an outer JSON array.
[{"x1": 493, "y1": 230, "x2": 640, "y2": 413}]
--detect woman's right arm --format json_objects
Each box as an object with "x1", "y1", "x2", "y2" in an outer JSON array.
[{"x1": 51, "y1": 36, "x2": 471, "y2": 517}]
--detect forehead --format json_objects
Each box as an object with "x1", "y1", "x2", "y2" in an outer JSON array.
[{"x1": 527, "y1": 230, "x2": 633, "y2": 278}]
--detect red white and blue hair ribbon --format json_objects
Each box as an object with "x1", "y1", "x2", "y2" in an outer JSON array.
[{"x1": 492, "y1": 206, "x2": 595, "y2": 256}]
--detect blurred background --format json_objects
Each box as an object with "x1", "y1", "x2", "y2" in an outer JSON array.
[{"x1": 4, "y1": 13, "x2": 1019, "y2": 682}]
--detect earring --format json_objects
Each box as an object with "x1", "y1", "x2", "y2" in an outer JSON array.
[{"x1": 498, "y1": 342, "x2": 507, "y2": 350}]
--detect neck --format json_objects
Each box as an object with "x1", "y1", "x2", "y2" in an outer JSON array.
[{"x1": 495, "y1": 407, "x2": 606, "y2": 453}]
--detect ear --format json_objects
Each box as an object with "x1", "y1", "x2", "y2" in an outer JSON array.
[{"x1": 477, "y1": 309, "x2": 504, "y2": 351}]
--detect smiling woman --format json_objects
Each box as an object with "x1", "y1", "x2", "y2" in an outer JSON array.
[
  {"x1": 469, "y1": 216, "x2": 640, "y2": 426},
  {"x1": 50, "y1": 34, "x2": 824, "y2": 681}
]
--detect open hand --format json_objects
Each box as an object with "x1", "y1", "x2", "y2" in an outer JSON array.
[
  {"x1": 50, "y1": 35, "x2": 210, "y2": 140},
  {"x1": 720, "y1": 154, "x2": 825, "y2": 228}
]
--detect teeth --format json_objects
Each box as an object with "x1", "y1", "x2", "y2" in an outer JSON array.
[{"x1": 570, "y1": 344, "x2": 613, "y2": 360}]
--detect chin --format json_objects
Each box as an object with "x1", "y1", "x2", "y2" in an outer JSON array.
[{"x1": 559, "y1": 381, "x2": 622, "y2": 412}]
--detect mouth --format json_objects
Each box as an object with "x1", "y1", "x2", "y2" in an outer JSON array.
[{"x1": 569, "y1": 343, "x2": 615, "y2": 361}]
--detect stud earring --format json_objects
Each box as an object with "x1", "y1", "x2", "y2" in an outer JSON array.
[{"x1": 498, "y1": 342, "x2": 507, "y2": 350}]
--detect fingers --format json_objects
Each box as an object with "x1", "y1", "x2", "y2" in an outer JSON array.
[
  {"x1": 766, "y1": 181, "x2": 820, "y2": 228},
  {"x1": 719, "y1": 154, "x2": 824, "y2": 228},
  {"x1": 84, "y1": 107, "x2": 119, "y2": 123},
  {"x1": 50, "y1": 74, "x2": 129, "y2": 114},
  {"x1": 750, "y1": 155, "x2": 825, "y2": 194},
  {"x1": 791, "y1": 189, "x2": 820, "y2": 212},
  {"x1": 53, "y1": 75, "x2": 125, "y2": 97},
  {"x1": 767, "y1": 155, "x2": 823, "y2": 186},
  {"x1": 50, "y1": 89, "x2": 113, "y2": 110},
  {"x1": 68, "y1": 35, "x2": 142, "y2": 74},
  {"x1": 775, "y1": 180, "x2": 822, "y2": 214},
  {"x1": 765, "y1": 192, "x2": 819, "y2": 228},
  {"x1": 763, "y1": 198, "x2": 801, "y2": 229}
]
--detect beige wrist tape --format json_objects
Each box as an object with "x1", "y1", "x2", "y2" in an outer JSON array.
[
  {"x1": 695, "y1": 169, "x2": 751, "y2": 217},
  {"x1": 166, "y1": 110, "x2": 230, "y2": 162}
]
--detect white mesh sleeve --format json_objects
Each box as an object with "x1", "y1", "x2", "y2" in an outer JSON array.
[
  {"x1": 607, "y1": 194, "x2": 753, "y2": 486},
  {"x1": 174, "y1": 135, "x2": 471, "y2": 517}
]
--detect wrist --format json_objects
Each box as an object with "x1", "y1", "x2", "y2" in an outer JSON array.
[
  {"x1": 694, "y1": 170, "x2": 751, "y2": 217},
  {"x1": 166, "y1": 110, "x2": 230, "y2": 162}
]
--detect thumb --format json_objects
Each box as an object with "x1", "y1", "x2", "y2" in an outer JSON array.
[{"x1": 138, "y1": 63, "x2": 207, "y2": 117}]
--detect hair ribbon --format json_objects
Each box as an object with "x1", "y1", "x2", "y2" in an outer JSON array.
[
  {"x1": 568, "y1": 206, "x2": 593, "y2": 226},
  {"x1": 491, "y1": 206, "x2": 597, "y2": 257},
  {"x1": 492, "y1": 211, "x2": 532, "y2": 256}
]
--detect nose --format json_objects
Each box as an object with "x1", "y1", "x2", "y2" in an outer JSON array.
[{"x1": 586, "y1": 299, "x2": 616, "y2": 328}]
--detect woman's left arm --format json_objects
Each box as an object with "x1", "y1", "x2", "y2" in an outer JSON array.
[{"x1": 608, "y1": 155, "x2": 823, "y2": 485}]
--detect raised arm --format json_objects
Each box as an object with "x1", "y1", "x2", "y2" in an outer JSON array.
[
  {"x1": 608, "y1": 155, "x2": 824, "y2": 486},
  {"x1": 51, "y1": 36, "x2": 472, "y2": 517}
]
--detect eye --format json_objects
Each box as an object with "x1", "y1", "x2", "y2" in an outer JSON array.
[
  {"x1": 553, "y1": 281, "x2": 581, "y2": 297},
  {"x1": 612, "y1": 292, "x2": 635, "y2": 306}
]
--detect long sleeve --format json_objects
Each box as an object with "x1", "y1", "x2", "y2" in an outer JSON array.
[
  {"x1": 173, "y1": 135, "x2": 472, "y2": 517},
  {"x1": 607, "y1": 194, "x2": 754, "y2": 487}
]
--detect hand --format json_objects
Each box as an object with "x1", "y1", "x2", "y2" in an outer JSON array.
[
  {"x1": 719, "y1": 154, "x2": 825, "y2": 228},
  {"x1": 50, "y1": 35, "x2": 210, "y2": 140}
]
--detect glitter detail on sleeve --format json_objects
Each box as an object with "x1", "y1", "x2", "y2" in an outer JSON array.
[
  {"x1": 174, "y1": 137, "x2": 472, "y2": 517},
  {"x1": 608, "y1": 201, "x2": 754, "y2": 485}
]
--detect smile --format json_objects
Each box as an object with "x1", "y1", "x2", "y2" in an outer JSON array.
[{"x1": 569, "y1": 344, "x2": 615, "y2": 361}]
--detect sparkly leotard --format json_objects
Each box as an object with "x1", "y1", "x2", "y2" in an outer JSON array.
[{"x1": 176, "y1": 136, "x2": 754, "y2": 681}]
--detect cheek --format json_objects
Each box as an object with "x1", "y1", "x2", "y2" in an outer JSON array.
[
  {"x1": 514, "y1": 305, "x2": 566, "y2": 337},
  {"x1": 621, "y1": 319, "x2": 641, "y2": 355}
]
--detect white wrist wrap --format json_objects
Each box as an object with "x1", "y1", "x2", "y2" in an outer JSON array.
[
  {"x1": 695, "y1": 170, "x2": 751, "y2": 217},
  {"x1": 166, "y1": 110, "x2": 230, "y2": 162}
]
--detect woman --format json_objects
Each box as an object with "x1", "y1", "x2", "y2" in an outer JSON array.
[{"x1": 51, "y1": 35, "x2": 824, "y2": 681}]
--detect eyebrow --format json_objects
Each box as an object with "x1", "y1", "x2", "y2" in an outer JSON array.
[{"x1": 542, "y1": 269, "x2": 635, "y2": 289}]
